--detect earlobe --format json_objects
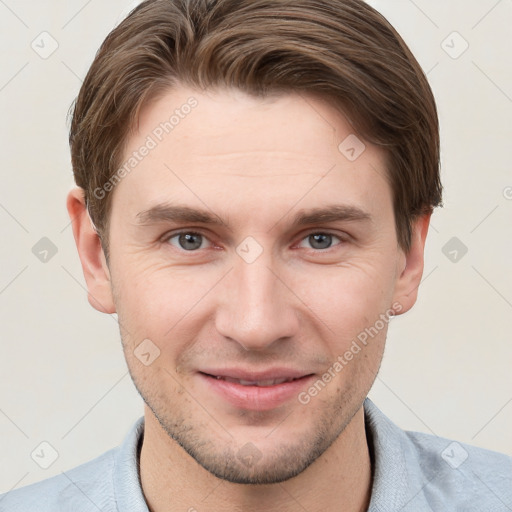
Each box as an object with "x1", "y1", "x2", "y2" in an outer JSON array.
[
  {"x1": 66, "y1": 187, "x2": 116, "y2": 314},
  {"x1": 391, "y1": 213, "x2": 431, "y2": 316}
]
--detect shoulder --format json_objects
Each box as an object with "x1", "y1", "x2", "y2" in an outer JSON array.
[
  {"x1": 0, "y1": 448, "x2": 118, "y2": 512},
  {"x1": 364, "y1": 398, "x2": 512, "y2": 511},
  {"x1": 0, "y1": 416, "x2": 145, "y2": 512},
  {"x1": 405, "y1": 429, "x2": 512, "y2": 509}
]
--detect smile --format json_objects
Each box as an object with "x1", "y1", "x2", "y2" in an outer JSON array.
[
  {"x1": 212, "y1": 375, "x2": 302, "y2": 387},
  {"x1": 198, "y1": 371, "x2": 315, "y2": 411}
]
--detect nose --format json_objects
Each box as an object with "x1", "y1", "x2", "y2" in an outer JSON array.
[{"x1": 214, "y1": 251, "x2": 299, "y2": 351}]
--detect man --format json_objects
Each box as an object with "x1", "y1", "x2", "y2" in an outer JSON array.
[{"x1": 1, "y1": 0, "x2": 511, "y2": 510}]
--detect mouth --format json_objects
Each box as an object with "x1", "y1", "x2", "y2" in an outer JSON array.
[
  {"x1": 197, "y1": 370, "x2": 315, "y2": 411},
  {"x1": 204, "y1": 374, "x2": 306, "y2": 387}
]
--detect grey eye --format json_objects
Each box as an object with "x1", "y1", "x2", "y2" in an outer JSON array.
[
  {"x1": 297, "y1": 233, "x2": 343, "y2": 251},
  {"x1": 168, "y1": 232, "x2": 207, "y2": 251},
  {"x1": 308, "y1": 233, "x2": 333, "y2": 250}
]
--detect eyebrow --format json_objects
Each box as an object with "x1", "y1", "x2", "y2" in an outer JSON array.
[{"x1": 135, "y1": 203, "x2": 372, "y2": 230}]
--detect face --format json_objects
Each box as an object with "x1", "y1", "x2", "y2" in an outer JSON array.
[{"x1": 75, "y1": 86, "x2": 426, "y2": 484}]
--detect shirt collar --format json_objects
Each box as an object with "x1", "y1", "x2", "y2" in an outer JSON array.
[
  {"x1": 113, "y1": 415, "x2": 148, "y2": 511},
  {"x1": 364, "y1": 397, "x2": 411, "y2": 510},
  {"x1": 364, "y1": 396, "x2": 443, "y2": 511}
]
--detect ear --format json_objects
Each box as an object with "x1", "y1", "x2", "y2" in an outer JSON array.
[
  {"x1": 66, "y1": 187, "x2": 116, "y2": 314},
  {"x1": 391, "y1": 213, "x2": 431, "y2": 316}
]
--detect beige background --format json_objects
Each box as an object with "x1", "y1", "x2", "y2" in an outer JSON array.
[{"x1": 0, "y1": 0, "x2": 511, "y2": 492}]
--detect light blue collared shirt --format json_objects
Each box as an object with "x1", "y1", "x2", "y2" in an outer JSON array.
[{"x1": 1, "y1": 398, "x2": 511, "y2": 511}]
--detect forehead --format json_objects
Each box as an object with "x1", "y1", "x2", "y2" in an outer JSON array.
[
  {"x1": 136, "y1": 87, "x2": 366, "y2": 165},
  {"x1": 111, "y1": 86, "x2": 392, "y2": 229}
]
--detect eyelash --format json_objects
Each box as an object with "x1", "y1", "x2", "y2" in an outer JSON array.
[{"x1": 162, "y1": 229, "x2": 348, "y2": 253}]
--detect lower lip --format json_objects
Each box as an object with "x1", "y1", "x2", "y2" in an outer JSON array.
[{"x1": 199, "y1": 373, "x2": 315, "y2": 411}]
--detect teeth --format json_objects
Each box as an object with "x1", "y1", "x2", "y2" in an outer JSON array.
[
  {"x1": 239, "y1": 379, "x2": 259, "y2": 386},
  {"x1": 216, "y1": 376, "x2": 294, "y2": 386},
  {"x1": 258, "y1": 378, "x2": 289, "y2": 386}
]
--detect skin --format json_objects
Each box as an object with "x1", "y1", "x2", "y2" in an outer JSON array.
[{"x1": 67, "y1": 86, "x2": 430, "y2": 512}]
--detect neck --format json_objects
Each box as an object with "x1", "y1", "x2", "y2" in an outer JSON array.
[{"x1": 139, "y1": 406, "x2": 373, "y2": 512}]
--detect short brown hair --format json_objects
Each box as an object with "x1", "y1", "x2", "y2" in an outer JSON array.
[{"x1": 69, "y1": 0, "x2": 442, "y2": 255}]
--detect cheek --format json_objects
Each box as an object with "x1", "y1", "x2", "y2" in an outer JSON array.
[
  {"x1": 294, "y1": 258, "x2": 396, "y2": 319},
  {"x1": 288, "y1": 262, "x2": 396, "y2": 371},
  {"x1": 113, "y1": 254, "x2": 182, "y2": 308},
  {"x1": 112, "y1": 257, "x2": 214, "y2": 347}
]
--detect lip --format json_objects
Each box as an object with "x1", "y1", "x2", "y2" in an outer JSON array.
[
  {"x1": 198, "y1": 369, "x2": 315, "y2": 411},
  {"x1": 199, "y1": 367, "x2": 312, "y2": 381}
]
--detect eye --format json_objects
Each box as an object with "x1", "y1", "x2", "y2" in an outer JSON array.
[
  {"x1": 297, "y1": 232, "x2": 344, "y2": 251},
  {"x1": 165, "y1": 231, "x2": 212, "y2": 251},
  {"x1": 163, "y1": 230, "x2": 346, "y2": 253}
]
